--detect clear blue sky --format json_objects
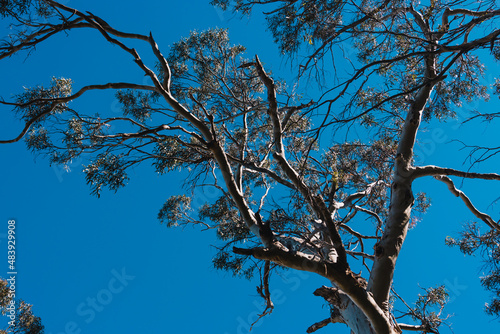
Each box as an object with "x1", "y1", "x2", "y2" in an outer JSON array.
[{"x1": 0, "y1": 1, "x2": 499, "y2": 333}]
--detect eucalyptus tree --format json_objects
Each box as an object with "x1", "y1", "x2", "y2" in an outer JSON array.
[
  {"x1": 0, "y1": 279, "x2": 43, "y2": 334},
  {"x1": 1, "y1": 0, "x2": 500, "y2": 333}
]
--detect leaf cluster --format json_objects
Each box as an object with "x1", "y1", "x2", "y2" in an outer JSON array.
[{"x1": 446, "y1": 223, "x2": 500, "y2": 316}]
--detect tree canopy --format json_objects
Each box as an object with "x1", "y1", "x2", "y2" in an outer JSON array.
[{"x1": 1, "y1": 0, "x2": 500, "y2": 333}]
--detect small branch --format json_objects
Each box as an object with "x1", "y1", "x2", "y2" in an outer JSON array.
[
  {"x1": 0, "y1": 104, "x2": 57, "y2": 144},
  {"x1": 301, "y1": 0, "x2": 392, "y2": 73},
  {"x1": 353, "y1": 206, "x2": 384, "y2": 230},
  {"x1": 337, "y1": 180, "x2": 388, "y2": 209},
  {"x1": 340, "y1": 224, "x2": 380, "y2": 241},
  {"x1": 346, "y1": 251, "x2": 375, "y2": 261},
  {"x1": 306, "y1": 318, "x2": 332, "y2": 333},
  {"x1": 0, "y1": 19, "x2": 88, "y2": 60},
  {"x1": 434, "y1": 175, "x2": 500, "y2": 231},
  {"x1": 0, "y1": 82, "x2": 155, "y2": 144},
  {"x1": 251, "y1": 261, "x2": 274, "y2": 330}
]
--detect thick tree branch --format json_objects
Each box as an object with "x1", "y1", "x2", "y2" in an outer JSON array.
[
  {"x1": 43, "y1": 2, "x2": 263, "y2": 240},
  {"x1": 368, "y1": 35, "x2": 441, "y2": 310},
  {"x1": 413, "y1": 165, "x2": 500, "y2": 181},
  {"x1": 442, "y1": 8, "x2": 500, "y2": 30},
  {"x1": 234, "y1": 246, "x2": 395, "y2": 333}
]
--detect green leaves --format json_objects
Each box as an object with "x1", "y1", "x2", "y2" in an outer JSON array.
[
  {"x1": 83, "y1": 154, "x2": 129, "y2": 198},
  {"x1": 25, "y1": 127, "x2": 51, "y2": 153},
  {"x1": 424, "y1": 55, "x2": 489, "y2": 121},
  {"x1": 115, "y1": 90, "x2": 155, "y2": 123},
  {"x1": 14, "y1": 77, "x2": 72, "y2": 126},
  {"x1": 199, "y1": 196, "x2": 250, "y2": 241},
  {"x1": 157, "y1": 195, "x2": 192, "y2": 228},
  {"x1": 265, "y1": 0, "x2": 344, "y2": 55},
  {"x1": 0, "y1": 0, "x2": 51, "y2": 18},
  {"x1": 166, "y1": 28, "x2": 258, "y2": 120},
  {"x1": 410, "y1": 285, "x2": 449, "y2": 331},
  {"x1": 446, "y1": 223, "x2": 500, "y2": 316},
  {"x1": 0, "y1": 278, "x2": 44, "y2": 334},
  {"x1": 212, "y1": 251, "x2": 255, "y2": 279}
]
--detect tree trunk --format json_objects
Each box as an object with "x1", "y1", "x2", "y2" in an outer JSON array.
[{"x1": 315, "y1": 286, "x2": 399, "y2": 334}]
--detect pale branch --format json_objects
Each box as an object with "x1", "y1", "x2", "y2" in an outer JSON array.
[
  {"x1": 93, "y1": 124, "x2": 200, "y2": 142},
  {"x1": 84, "y1": 11, "x2": 149, "y2": 41},
  {"x1": 252, "y1": 54, "x2": 348, "y2": 262},
  {"x1": 233, "y1": 245, "x2": 327, "y2": 275},
  {"x1": 135, "y1": 56, "x2": 262, "y2": 239},
  {"x1": 47, "y1": 1, "x2": 158, "y2": 44},
  {"x1": 398, "y1": 323, "x2": 437, "y2": 333},
  {"x1": 257, "y1": 182, "x2": 271, "y2": 212},
  {"x1": 338, "y1": 180, "x2": 388, "y2": 208},
  {"x1": 281, "y1": 101, "x2": 315, "y2": 130},
  {"x1": 442, "y1": 7, "x2": 500, "y2": 29},
  {"x1": 253, "y1": 55, "x2": 283, "y2": 154},
  {"x1": 240, "y1": 113, "x2": 249, "y2": 190},
  {"x1": 148, "y1": 32, "x2": 171, "y2": 91},
  {"x1": 413, "y1": 165, "x2": 500, "y2": 181},
  {"x1": 407, "y1": 6, "x2": 431, "y2": 40},
  {"x1": 398, "y1": 324, "x2": 425, "y2": 332},
  {"x1": 273, "y1": 150, "x2": 348, "y2": 264},
  {"x1": 337, "y1": 191, "x2": 364, "y2": 208},
  {"x1": 47, "y1": 3, "x2": 140, "y2": 58},
  {"x1": 225, "y1": 154, "x2": 296, "y2": 190},
  {"x1": 47, "y1": 2, "x2": 260, "y2": 239},
  {"x1": 368, "y1": 40, "x2": 440, "y2": 311},
  {"x1": 49, "y1": 2, "x2": 172, "y2": 92},
  {"x1": 434, "y1": 175, "x2": 500, "y2": 231}
]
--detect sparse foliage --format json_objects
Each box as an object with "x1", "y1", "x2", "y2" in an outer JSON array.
[{"x1": 0, "y1": 279, "x2": 44, "y2": 334}]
